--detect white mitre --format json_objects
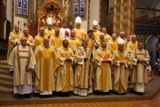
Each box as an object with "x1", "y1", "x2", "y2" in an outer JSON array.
[
  {"x1": 117, "y1": 38, "x2": 124, "y2": 45},
  {"x1": 46, "y1": 17, "x2": 53, "y2": 25},
  {"x1": 92, "y1": 20, "x2": 98, "y2": 25},
  {"x1": 75, "y1": 16, "x2": 82, "y2": 23}
]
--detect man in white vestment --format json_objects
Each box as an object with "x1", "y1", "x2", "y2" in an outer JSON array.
[
  {"x1": 60, "y1": 21, "x2": 71, "y2": 39},
  {"x1": 8, "y1": 37, "x2": 36, "y2": 99},
  {"x1": 131, "y1": 42, "x2": 150, "y2": 95}
]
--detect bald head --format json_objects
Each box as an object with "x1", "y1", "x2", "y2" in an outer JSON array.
[
  {"x1": 119, "y1": 31, "x2": 125, "y2": 39},
  {"x1": 70, "y1": 30, "x2": 76, "y2": 38},
  {"x1": 23, "y1": 27, "x2": 29, "y2": 36},
  {"x1": 99, "y1": 33, "x2": 104, "y2": 40},
  {"x1": 43, "y1": 36, "x2": 49, "y2": 47},
  {"x1": 102, "y1": 27, "x2": 107, "y2": 34},
  {"x1": 39, "y1": 27, "x2": 45, "y2": 35},
  {"x1": 14, "y1": 24, "x2": 19, "y2": 32},
  {"x1": 55, "y1": 27, "x2": 60, "y2": 36},
  {"x1": 20, "y1": 36, "x2": 27, "y2": 46},
  {"x1": 112, "y1": 33, "x2": 117, "y2": 41},
  {"x1": 131, "y1": 34, "x2": 137, "y2": 42}
]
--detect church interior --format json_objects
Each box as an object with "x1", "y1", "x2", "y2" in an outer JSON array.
[{"x1": 0, "y1": 0, "x2": 160, "y2": 106}]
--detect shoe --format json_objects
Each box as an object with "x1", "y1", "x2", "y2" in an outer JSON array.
[
  {"x1": 17, "y1": 94, "x2": 23, "y2": 99},
  {"x1": 25, "y1": 94, "x2": 31, "y2": 98},
  {"x1": 10, "y1": 71, "x2": 14, "y2": 75},
  {"x1": 135, "y1": 92, "x2": 143, "y2": 96},
  {"x1": 104, "y1": 92, "x2": 110, "y2": 95},
  {"x1": 65, "y1": 92, "x2": 70, "y2": 97},
  {"x1": 34, "y1": 93, "x2": 40, "y2": 97},
  {"x1": 46, "y1": 95, "x2": 53, "y2": 98},
  {"x1": 121, "y1": 93, "x2": 126, "y2": 95},
  {"x1": 40, "y1": 95, "x2": 45, "y2": 98}
]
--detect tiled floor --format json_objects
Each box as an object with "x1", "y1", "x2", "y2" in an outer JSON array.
[
  {"x1": 1, "y1": 69, "x2": 160, "y2": 107},
  {"x1": 1, "y1": 82, "x2": 160, "y2": 107},
  {"x1": 1, "y1": 92, "x2": 160, "y2": 107}
]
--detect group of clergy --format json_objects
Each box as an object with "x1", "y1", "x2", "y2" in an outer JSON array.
[{"x1": 7, "y1": 16, "x2": 150, "y2": 99}]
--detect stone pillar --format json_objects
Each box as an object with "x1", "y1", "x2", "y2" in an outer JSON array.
[{"x1": 113, "y1": 0, "x2": 135, "y2": 36}]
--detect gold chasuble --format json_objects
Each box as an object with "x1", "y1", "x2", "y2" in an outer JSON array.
[
  {"x1": 68, "y1": 37, "x2": 81, "y2": 52},
  {"x1": 108, "y1": 39, "x2": 118, "y2": 54},
  {"x1": 34, "y1": 45, "x2": 58, "y2": 92},
  {"x1": 93, "y1": 30, "x2": 101, "y2": 40},
  {"x1": 56, "y1": 46, "x2": 74, "y2": 92},
  {"x1": 112, "y1": 50, "x2": 132, "y2": 93},
  {"x1": 73, "y1": 28, "x2": 85, "y2": 41},
  {"x1": 126, "y1": 41, "x2": 138, "y2": 52},
  {"x1": 24, "y1": 34, "x2": 34, "y2": 43},
  {"x1": 104, "y1": 33, "x2": 111, "y2": 41},
  {"x1": 88, "y1": 37, "x2": 95, "y2": 51},
  {"x1": 94, "y1": 47, "x2": 112, "y2": 91},
  {"x1": 7, "y1": 31, "x2": 22, "y2": 62},
  {"x1": 50, "y1": 35, "x2": 63, "y2": 49},
  {"x1": 8, "y1": 45, "x2": 36, "y2": 86},
  {"x1": 44, "y1": 28, "x2": 55, "y2": 38},
  {"x1": 23, "y1": 34, "x2": 34, "y2": 46},
  {"x1": 34, "y1": 34, "x2": 46, "y2": 50}
]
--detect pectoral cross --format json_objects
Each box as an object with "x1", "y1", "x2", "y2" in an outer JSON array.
[{"x1": 63, "y1": 0, "x2": 70, "y2": 16}]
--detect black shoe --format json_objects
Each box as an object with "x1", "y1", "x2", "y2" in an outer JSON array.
[
  {"x1": 25, "y1": 94, "x2": 31, "y2": 98},
  {"x1": 121, "y1": 93, "x2": 126, "y2": 95},
  {"x1": 60, "y1": 93, "x2": 65, "y2": 97},
  {"x1": 94, "y1": 91, "x2": 101, "y2": 95},
  {"x1": 46, "y1": 94, "x2": 53, "y2": 98},
  {"x1": 10, "y1": 71, "x2": 14, "y2": 75},
  {"x1": 17, "y1": 94, "x2": 23, "y2": 99},
  {"x1": 135, "y1": 92, "x2": 143, "y2": 95},
  {"x1": 104, "y1": 92, "x2": 110, "y2": 95},
  {"x1": 40, "y1": 95, "x2": 45, "y2": 98},
  {"x1": 138, "y1": 92, "x2": 143, "y2": 95},
  {"x1": 65, "y1": 92, "x2": 70, "y2": 97},
  {"x1": 115, "y1": 92, "x2": 126, "y2": 95},
  {"x1": 34, "y1": 93, "x2": 40, "y2": 97}
]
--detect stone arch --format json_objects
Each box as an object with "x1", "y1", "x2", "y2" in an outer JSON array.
[{"x1": 145, "y1": 35, "x2": 159, "y2": 67}]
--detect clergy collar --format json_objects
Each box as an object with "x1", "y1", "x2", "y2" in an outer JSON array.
[
  {"x1": 62, "y1": 46, "x2": 68, "y2": 50},
  {"x1": 100, "y1": 47, "x2": 107, "y2": 50},
  {"x1": 70, "y1": 37, "x2": 76, "y2": 40},
  {"x1": 43, "y1": 44, "x2": 50, "y2": 48},
  {"x1": 138, "y1": 49, "x2": 144, "y2": 52},
  {"x1": 131, "y1": 41, "x2": 137, "y2": 44},
  {"x1": 13, "y1": 31, "x2": 19, "y2": 34},
  {"x1": 83, "y1": 47, "x2": 88, "y2": 51},
  {"x1": 39, "y1": 34, "x2": 44, "y2": 37},
  {"x1": 111, "y1": 39, "x2": 116, "y2": 42},
  {"x1": 24, "y1": 34, "x2": 29, "y2": 37},
  {"x1": 55, "y1": 35, "x2": 60, "y2": 37},
  {"x1": 118, "y1": 49, "x2": 124, "y2": 52},
  {"x1": 47, "y1": 28, "x2": 52, "y2": 31},
  {"x1": 20, "y1": 44, "x2": 27, "y2": 48}
]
